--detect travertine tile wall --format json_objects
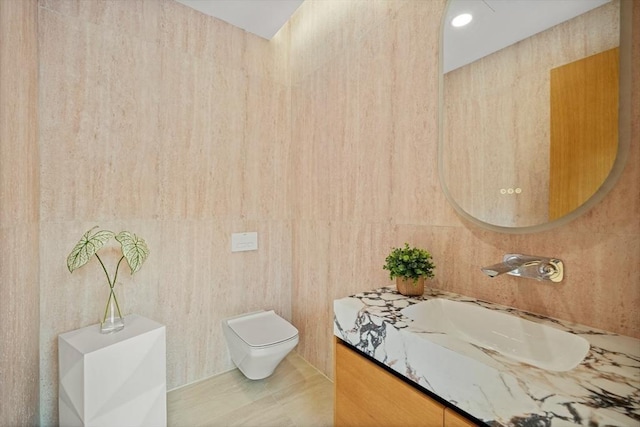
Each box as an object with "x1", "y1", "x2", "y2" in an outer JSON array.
[
  {"x1": 288, "y1": 0, "x2": 639, "y2": 378},
  {"x1": 37, "y1": 0, "x2": 291, "y2": 424},
  {"x1": 0, "y1": 0, "x2": 40, "y2": 425}
]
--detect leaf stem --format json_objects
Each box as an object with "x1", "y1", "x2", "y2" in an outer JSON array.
[
  {"x1": 95, "y1": 254, "x2": 113, "y2": 287},
  {"x1": 102, "y1": 290, "x2": 113, "y2": 324},
  {"x1": 113, "y1": 256, "x2": 125, "y2": 288},
  {"x1": 96, "y1": 254, "x2": 125, "y2": 323},
  {"x1": 102, "y1": 287, "x2": 123, "y2": 322}
]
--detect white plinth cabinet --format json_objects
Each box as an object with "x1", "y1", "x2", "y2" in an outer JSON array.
[{"x1": 59, "y1": 315, "x2": 167, "y2": 427}]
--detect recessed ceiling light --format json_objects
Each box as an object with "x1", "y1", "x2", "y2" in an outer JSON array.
[{"x1": 451, "y1": 13, "x2": 473, "y2": 28}]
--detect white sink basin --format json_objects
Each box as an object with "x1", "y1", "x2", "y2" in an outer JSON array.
[{"x1": 400, "y1": 299, "x2": 590, "y2": 372}]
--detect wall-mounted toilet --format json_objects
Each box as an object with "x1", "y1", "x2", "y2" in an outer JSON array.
[{"x1": 222, "y1": 310, "x2": 299, "y2": 380}]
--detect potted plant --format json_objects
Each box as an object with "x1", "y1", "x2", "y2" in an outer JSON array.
[
  {"x1": 383, "y1": 243, "x2": 435, "y2": 296},
  {"x1": 67, "y1": 226, "x2": 150, "y2": 333}
]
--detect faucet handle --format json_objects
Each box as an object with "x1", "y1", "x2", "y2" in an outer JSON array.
[{"x1": 536, "y1": 259, "x2": 563, "y2": 282}]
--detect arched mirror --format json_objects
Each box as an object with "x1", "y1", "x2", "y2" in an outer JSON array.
[{"x1": 438, "y1": 0, "x2": 630, "y2": 233}]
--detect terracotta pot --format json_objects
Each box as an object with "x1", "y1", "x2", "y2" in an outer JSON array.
[{"x1": 396, "y1": 277, "x2": 425, "y2": 296}]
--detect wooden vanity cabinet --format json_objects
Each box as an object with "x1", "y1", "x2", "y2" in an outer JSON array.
[
  {"x1": 445, "y1": 408, "x2": 477, "y2": 427},
  {"x1": 334, "y1": 337, "x2": 478, "y2": 427},
  {"x1": 334, "y1": 337, "x2": 443, "y2": 426}
]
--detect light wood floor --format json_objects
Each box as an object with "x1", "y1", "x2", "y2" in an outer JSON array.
[{"x1": 167, "y1": 352, "x2": 334, "y2": 427}]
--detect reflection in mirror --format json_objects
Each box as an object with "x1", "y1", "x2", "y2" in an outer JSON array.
[{"x1": 439, "y1": 0, "x2": 622, "y2": 231}]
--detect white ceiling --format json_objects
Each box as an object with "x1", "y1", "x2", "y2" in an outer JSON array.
[
  {"x1": 175, "y1": 0, "x2": 305, "y2": 40},
  {"x1": 174, "y1": 0, "x2": 610, "y2": 64},
  {"x1": 444, "y1": 0, "x2": 611, "y2": 73}
]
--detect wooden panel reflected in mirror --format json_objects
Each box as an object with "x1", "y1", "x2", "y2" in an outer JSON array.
[
  {"x1": 439, "y1": 0, "x2": 625, "y2": 232},
  {"x1": 549, "y1": 48, "x2": 619, "y2": 220}
]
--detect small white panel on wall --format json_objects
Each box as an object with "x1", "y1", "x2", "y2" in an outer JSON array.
[
  {"x1": 58, "y1": 315, "x2": 166, "y2": 427},
  {"x1": 231, "y1": 232, "x2": 258, "y2": 252}
]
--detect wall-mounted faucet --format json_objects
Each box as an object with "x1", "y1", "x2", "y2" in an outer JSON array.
[{"x1": 481, "y1": 254, "x2": 564, "y2": 282}]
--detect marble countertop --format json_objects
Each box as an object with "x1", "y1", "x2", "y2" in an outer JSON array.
[{"x1": 333, "y1": 287, "x2": 640, "y2": 427}]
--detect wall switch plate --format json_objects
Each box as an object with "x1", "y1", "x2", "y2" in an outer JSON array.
[{"x1": 231, "y1": 232, "x2": 258, "y2": 252}]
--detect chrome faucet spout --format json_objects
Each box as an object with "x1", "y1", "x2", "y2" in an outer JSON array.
[
  {"x1": 481, "y1": 255, "x2": 528, "y2": 277},
  {"x1": 481, "y1": 254, "x2": 564, "y2": 282},
  {"x1": 481, "y1": 262, "x2": 519, "y2": 277}
]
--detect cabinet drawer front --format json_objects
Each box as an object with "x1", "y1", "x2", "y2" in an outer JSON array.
[
  {"x1": 445, "y1": 408, "x2": 478, "y2": 427},
  {"x1": 335, "y1": 339, "x2": 444, "y2": 427}
]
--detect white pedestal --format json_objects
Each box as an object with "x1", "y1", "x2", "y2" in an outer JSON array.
[{"x1": 58, "y1": 315, "x2": 167, "y2": 427}]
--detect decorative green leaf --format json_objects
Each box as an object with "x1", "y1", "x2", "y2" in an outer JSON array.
[
  {"x1": 115, "y1": 231, "x2": 150, "y2": 274},
  {"x1": 67, "y1": 227, "x2": 115, "y2": 273}
]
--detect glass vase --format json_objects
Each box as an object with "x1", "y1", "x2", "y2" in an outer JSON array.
[{"x1": 100, "y1": 288, "x2": 125, "y2": 334}]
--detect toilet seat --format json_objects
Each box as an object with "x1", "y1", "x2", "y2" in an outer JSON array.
[{"x1": 227, "y1": 310, "x2": 298, "y2": 348}]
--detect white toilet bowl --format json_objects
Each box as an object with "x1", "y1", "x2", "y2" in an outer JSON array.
[{"x1": 222, "y1": 310, "x2": 299, "y2": 380}]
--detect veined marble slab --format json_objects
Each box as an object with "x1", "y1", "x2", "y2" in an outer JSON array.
[{"x1": 333, "y1": 287, "x2": 640, "y2": 427}]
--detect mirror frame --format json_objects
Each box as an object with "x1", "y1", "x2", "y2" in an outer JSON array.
[{"x1": 437, "y1": 0, "x2": 632, "y2": 234}]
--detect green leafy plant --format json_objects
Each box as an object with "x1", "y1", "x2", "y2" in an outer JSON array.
[
  {"x1": 67, "y1": 226, "x2": 150, "y2": 324},
  {"x1": 383, "y1": 243, "x2": 435, "y2": 284}
]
